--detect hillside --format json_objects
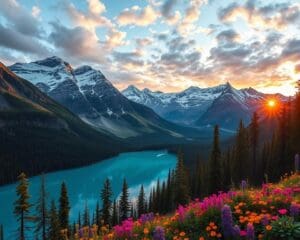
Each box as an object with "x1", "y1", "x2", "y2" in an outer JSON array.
[
  {"x1": 78, "y1": 174, "x2": 300, "y2": 240},
  {"x1": 0, "y1": 62, "x2": 124, "y2": 185}
]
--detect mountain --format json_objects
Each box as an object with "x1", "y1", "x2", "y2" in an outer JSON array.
[
  {"x1": 0, "y1": 61, "x2": 123, "y2": 185},
  {"x1": 9, "y1": 57, "x2": 203, "y2": 143},
  {"x1": 122, "y1": 83, "x2": 287, "y2": 130}
]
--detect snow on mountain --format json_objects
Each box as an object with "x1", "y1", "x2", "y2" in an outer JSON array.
[
  {"x1": 122, "y1": 82, "x2": 286, "y2": 129},
  {"x1": 9, "y1": 57, "x2": 200, "y2": 141}
]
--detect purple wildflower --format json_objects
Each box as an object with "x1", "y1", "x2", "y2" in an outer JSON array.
[
  {"x1": 221, "y1": 204, "x2": 237, "y2": 238},
  {"x1": 140, "y1": 213, "x2": 154, "y2": 224},
  {"x1": 246, "y1": 223, "x2": 255, "y2": 240},
  {"x1": 261, "y1": 215, "x2": 269, "y2": 226},
  {"x1": 233, "y1": 225, "x2": 240, "y2": 236},
  {"x1": 295, "y1": 154, "x2": 299, "y2": 173},
  {"x1": 153, "y1": 226, "x2": 165, "y2": 240},
  {"x1": 241, "y1": 180, "x2": 247, "y2": 191},
  {"x1": 290, "y1": 203, "x2": 299, "y2": 218}
]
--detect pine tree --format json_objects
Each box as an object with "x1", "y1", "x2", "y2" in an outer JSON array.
[
  {"x1": 119, "y1": 179, "x2": 130, "y2": 221},
  {"x1": 0, "y1": 224, "x2": 3, "y2": 240},
  {"x1": 35, "y1": 174, "x2": 48, "y2": 240},
  {"x1": 59, "y1": 182, "x2": 70, "y2": 230},
  {"x1": 100, "y1": 178, "x2": 112, "y2": 225},
  {"x1": 14, "y1": 172, "x2": 31, "y2": 240},
  {"x1": 83, "y1": 201, "x2": 90, "y2": 226},
  {"x1": 233, "y1": 120, "x2": 250, "y2": 185},
  {"x1": 112, "y1": 200, "x2": 118, "y2": 226},
  {"x1": 250, "y1": 112, "x2": 259, "y2": 184},
  {"x1": 77, "y1": 212, "x2": 81, "y2": 228},
  {"x1": 174, "y1": 151, "x2": 190, "y2": 206},
  {"x1": 137, "y1": 185, "x2": 146, "y2": 217},
  {"x1": 48, "y1": 200, "x2": 60, "y2": 240},
  {"x1": 209, "y1": 125, "x2": 222, "y2": 193},
  {"x1": 95, "y1": 202, "x2": 101, "y2": 227}
]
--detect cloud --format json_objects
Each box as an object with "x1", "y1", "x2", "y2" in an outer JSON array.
[
  {"x1": 216, "y1": 29, "x2": 240, "y2": 44},
  {"x1": 219, "y1": 1, "x2": 300, "y2": 30},
  {"x1": 0, "y1": 23, "x2": 49, "y2": 55},
  {"x1": 64, "y1": 0, "x2": 112, "y2": 31},
  {"x1": 117, "y1": 5, "x2": 159, "y2": 26},
  {"x1": 49, "y1": 22, "x2": 107, "y2": 63},
  {"x1": 0, "y1": 0, "x2": 42, "y2": 37},
  {"x1": 105, "y1": 29, "x2": 127, "y2": 49},
  {"x1": 161, "y1": 0, "x2": 178, "y2": 18},
  {"x1": 31, "y1": 6, "x2": 41, "y2": 18},
  {"x1": 295, "y1": 64, "x2": 300, "y2": 74},
  {"x1": 177, "y1": 0, "x2": 207, "y2": 36}
]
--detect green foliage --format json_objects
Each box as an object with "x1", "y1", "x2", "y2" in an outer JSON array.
[
  {"x1": 137, "y1": 185, "x2": 146, "y2": 217},
  {"x1": 265, "y1": 216, "x2": 300, "y2": 240},
  {"x1": 209, "y1": 125, "x2": 222, "y2": 193},
  {"x1": 35, "y1": 174, "x2": 48, "y2": 240},
  {"x1": 174, "y1": 151, "x2": 190, "y2": 206},
  {"x1": 48, "y1": 200, "x2": 60, "y2": 240},
  {"x1": 14, "y1": 172, "x2": 32, "y2": 240},
  {"x1": 101, "y1": 178, "x2": 113, "y2": 225},
  {"x1": 59, "y1": 182, "x2": 70, "y2": 229},
  {"x1": 119, "y1": 179, "x2": 130, "y2": 221}
]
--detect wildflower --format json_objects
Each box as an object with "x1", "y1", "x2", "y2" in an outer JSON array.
[
  {"x1": 221, "y1": 205, "x2": 237, "y2": 237},
  {"x1": 295, "y1": 153, "x2": 299, "y2": 173},
  {"x1": 240, "y1": 230, "x2": 246, "y2": 237},
  {"x1": 144, "y1": 228, "x2": 149, "y2": 235},
  {"x1": 290, "y1": 203, "x2": 299, "y2": 218},
  {"x1": 246, "y1": 223, "x2": 255, "y2": 240},
  {"x1": 278, "y1": 208, "x2": 287, "y2": 215},
  {"x1": 153, "y1": 226, "x2": 165, "y2": 240},
  {"x1": 261, "y1": 215, "x2": 269, "y2": 226},
  {"x1": 241, "y1": 180, "x2": 247, "y2": 191},
  {"x1": 140, "y1": 213, "x2": 155, "y2": 224},
  {"x1": 265, "y1": 225, "x2": 272, "y2": 231},
  {"x1": 179, "y1": 231, "x2": 186, "y2": 237}
]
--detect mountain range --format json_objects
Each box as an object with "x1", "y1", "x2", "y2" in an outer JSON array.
[
  {"x1": 0, "y1": 61, "x2": 125, "y2": 184},
  {"x1": 9, "y1": 57, "x2": 208, "y2": 145},
  {"x1": 123, "y1": 83, "x2": 287, "y2": 130}
]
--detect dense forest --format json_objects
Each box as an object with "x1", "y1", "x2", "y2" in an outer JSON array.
[{"x1": 3, "y1": 82, "x2": 299, "y2": 240}]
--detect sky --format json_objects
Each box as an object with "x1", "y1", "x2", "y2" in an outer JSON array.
[{"x1": 0, "y1": 0, "x2": 299, "y2": 96}]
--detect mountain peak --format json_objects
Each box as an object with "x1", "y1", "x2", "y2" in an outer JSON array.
[
  {"x1": 34, "y1": 56, "x2": 67, "y2": 68},
  {"x1": 74, "y1": 65, "x2": 93, "y2": 75},
  {"x1": 124, "y1": 85, "x2": 141, "y2": 93}
]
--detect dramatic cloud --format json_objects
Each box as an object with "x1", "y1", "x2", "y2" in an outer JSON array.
[
  {"x1": 49, "y1": 22, "x2": 107, "y2": 63},
  {"x1": 295, "y1": 64, "x2": 300, "y2": 74},
  {"x1": 219, "y1": 1, "x2": 300, "y2": 30},
  {"x1": 0, "y1": 23, "x2": 49, "y2": 55},
  {"x1": 177, "y1": 0, "x2": 207, "y2": 36},
  {"x1": 216, "y1": 29, "x2": 240, "y2": 44},
  {"x1": 0, "y1": 0, "x2": 42, "y2": 37},
  {"x1": 117, "y1": 5, "x2": 159, "y2": 26},
  {"x1": 64, "y1": 0, "x2": 112, "y2": 31}
]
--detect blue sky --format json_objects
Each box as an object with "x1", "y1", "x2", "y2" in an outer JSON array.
[{"x1": 0, "y1": 0, "x2": 300, "y2": 95}]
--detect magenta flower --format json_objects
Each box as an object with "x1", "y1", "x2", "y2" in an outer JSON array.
[{"x1": 278, "y1": 209, "x2": 288, "y2": 215}]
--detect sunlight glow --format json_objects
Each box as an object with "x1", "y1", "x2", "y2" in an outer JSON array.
[{"x1": 267, "y1": 99, "x2": 276, "y2": 108}]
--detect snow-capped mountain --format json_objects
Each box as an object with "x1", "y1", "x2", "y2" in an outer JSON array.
[
  {"x1": 9, "y1": 56, "x2": 201, "y2": 141},
  {"x1": 122, "y1": 83, "x2": 286, "y2": 130}
]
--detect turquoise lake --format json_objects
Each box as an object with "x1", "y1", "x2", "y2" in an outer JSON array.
[{"x1": 0, "y1": 150, "x2": 176, "y2": 239}]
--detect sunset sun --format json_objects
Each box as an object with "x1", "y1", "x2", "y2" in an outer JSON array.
[{"x1": 267, "y1": 99, "x2": 276, "y2": 108}]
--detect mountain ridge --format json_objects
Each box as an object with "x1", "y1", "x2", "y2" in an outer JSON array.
[
  {"x1": 9, "y1": 56, "x2": 205, "y2": 143},
  {"x1": 122, "y1": 83, "x2": 287, "y2": 129}
]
